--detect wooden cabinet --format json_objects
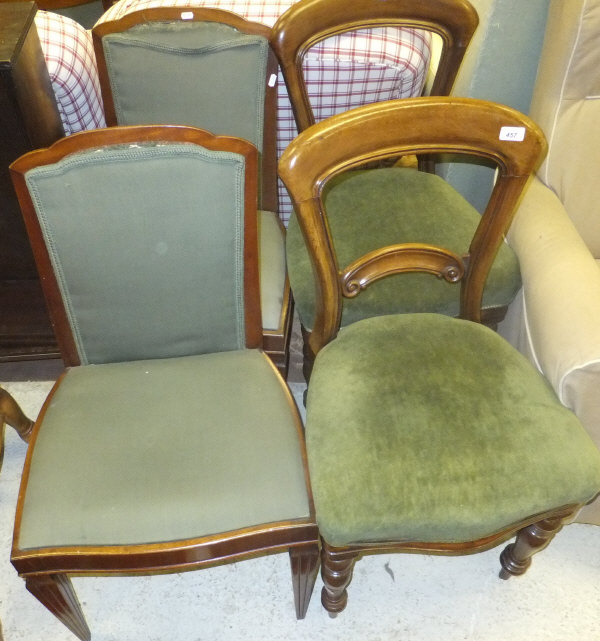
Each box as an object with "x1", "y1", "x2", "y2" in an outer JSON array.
[{"x1": 0, "y1": 1, "x2": 63, "y2": 360}]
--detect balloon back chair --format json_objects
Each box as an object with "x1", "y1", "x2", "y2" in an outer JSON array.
[
  {"x1": 9, "y1": 125, "x2": 319, "y2": 640},
  {"x1": 93, "y1": 8, "x2": 292, "y2": 375},
  {"x1": 278, "y1": 97, "x2": 600, "y2": 615},
  {"x1": 271, "y1": 0, "x2": 523, "y2": 377}
]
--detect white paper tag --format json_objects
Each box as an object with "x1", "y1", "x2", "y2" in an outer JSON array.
[
  {"x1": 181, "y1": 11, "x2": 194, "y2": 20},
  {"x1": 499, "y1": 126, "x2": 525, "y2": 142},
  {"x1": 268, "y1": 73, "x2": 277, "y2": 87}
]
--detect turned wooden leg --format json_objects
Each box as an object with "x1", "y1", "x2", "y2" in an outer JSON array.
[
  {"x1": 499, "y1": 508, "x2": 577, "y2": 580},
  {"x1": 320, "y1": 541, "x2": 359, "y2": 617},
  {"x1": 0, "y1": 388, "x2": 34, "y2": 442},
  {"x1": 25, "y1": 574, "x2": 90, "y2": 641},
  {"x1": 289, "y1": 542, "x2": 320, "y2": 619}
]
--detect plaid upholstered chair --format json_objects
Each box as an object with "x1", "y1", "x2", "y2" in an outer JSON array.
[
  {"x1": 92, "y1": 8, "x2": 292, "y2": 375},
  {"x1": 271, "y1": 0, "x2": 523, "y2": 377},
  {"x1": 9, "y1": 125, "x2": 318, "y2": 640},
  {"x1": 278, "y1": 96, "x2": 600, "y2": 615}
]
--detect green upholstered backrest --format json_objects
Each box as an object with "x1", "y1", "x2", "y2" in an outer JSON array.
[
  {"x1": 24, "y1": 141, "x2": 248, "y2": 364},
  {"x1": 102, "y1": 22, "x2": 267, "y2": 154}
]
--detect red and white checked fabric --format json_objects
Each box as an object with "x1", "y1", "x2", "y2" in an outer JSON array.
[
  {"x1": 34, "y1": 11, "x2": 106, "y2": 134},
  {"x1": 36, "y1": 1, "x2": 430, "y2": 222}
]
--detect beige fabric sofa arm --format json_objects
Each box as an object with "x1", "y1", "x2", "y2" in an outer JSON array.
[{"x1": 501, "y1": 177, "x2": 600, "y2": 428}]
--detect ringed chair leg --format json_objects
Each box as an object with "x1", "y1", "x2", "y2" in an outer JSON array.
[
  {"x1": 289, "y1": 542, "x2": 320, "y2": 619},
  {"x1": 499, "y1": 508, "x2": 578, "y2": 579},
  {"x1": 320, "y1": 541, "x2": 360, "y2": 617},
  {"x1": 25, "y1": 574, "x2": 90, "y2": 641}
]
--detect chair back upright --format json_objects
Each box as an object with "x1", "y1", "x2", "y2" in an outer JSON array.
[
  {"x1": 278, "y1": 97, "x2": 546, "y2": 354},
  {"x1": 271, "y1": 0, "x2": 479, "y2": 132},
  {"x1": 10, "y1": 125, "x2": 262, "y2": 366}
]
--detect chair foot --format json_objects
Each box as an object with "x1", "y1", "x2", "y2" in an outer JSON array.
[
  {"x1": 25, "y1": 574, "x2": 90, "y2": 641},
  {"x1": 289, "y1": 542, "x2": 320, "y2": 619},
  {"x1": 499, "y1": 508, "x2": 577, "y2": 580},
  {"x1": 320, "y1": 541, "x2": 359, "y2": 616}
]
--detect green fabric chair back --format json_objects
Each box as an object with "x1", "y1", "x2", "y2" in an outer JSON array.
[
  {"x1": 23, "y1": 135, "x2": 251, "y2": 364},
  {"x1": 102, "y1": 21, "x2": 267, "y2": 153},
  {"x1": 96, "y1": 15, "x2": 274, "y2": 210}
]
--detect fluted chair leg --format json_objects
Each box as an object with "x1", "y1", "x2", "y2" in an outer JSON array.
[
  {"x1": 289, "y1": 542, "x2": 320, "y2": 618},
  {"x1": 499, "y1": 508, "x2": 577, "y2": 579},
  {"x1": 26, "y1": 574, "x2": 90, "y2": 641}
]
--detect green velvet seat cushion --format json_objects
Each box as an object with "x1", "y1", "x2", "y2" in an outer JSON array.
[
  {"x1": 287, "y1": 167, "x2": 521, "y2": 331},
  {"x1": 259, "y1": 210, "x2": 286, "y2": 331},
  {"x1": 17, "y1": 350, "x2": 310, "y2": 549},
  {"x1": 306, "y1": 314, "x2": 600, "y2": 546}
]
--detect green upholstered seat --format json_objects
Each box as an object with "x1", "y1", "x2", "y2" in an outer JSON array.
[
  {"x1": 18, "y1": 350, "x2": 310, "y2": 549},
  {"x1": 306, "y1": 314, "x2": 600, "y2": 546},
  {"x1": 287, "y1": 167, "x2": 521, "y2": 331}
]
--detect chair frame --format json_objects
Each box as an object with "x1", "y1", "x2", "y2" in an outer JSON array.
[
  {"x1": 93, "y1": 8, "x2": 293, "y2": 375},
  {"x1": 277, "y1": 97, "x2": 585, "y2": 615},
  {"x1": 9, "y1": 125, "x2": 319, "y2": 640}
]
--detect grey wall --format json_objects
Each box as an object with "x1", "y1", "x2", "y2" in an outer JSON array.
[{"x1": 439, "y1": 0, "x2": 552, "y2": 211}]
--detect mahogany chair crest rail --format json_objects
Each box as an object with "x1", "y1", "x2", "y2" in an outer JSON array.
[
  {"x1": 0, "y1": 388, "x2": 34, "y2": 469},
  {"x1": 9, "y1": 124, "x2": 319, "y2": 640},
  {"x1": 92, "y1": 8, "x2": 292, "y2": 375},
  {"x1": 270, "y1": 0, "x2": 479, "y2": 131},
  {"x1": 269, "y1": 0, "x2": 525, "y2": 379},
  {"x1": 278, "y1": 97, "x2": 600, "y2": 615}
]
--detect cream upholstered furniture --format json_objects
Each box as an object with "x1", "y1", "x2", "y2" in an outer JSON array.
[
  {"x1": 9, "y1": 125, "x2": 318, "y2": 640},
  {"x1": 93, "y1": 8, "x2": 292, "y2": 375},
  {"x1": 278, "y1": 96, "x2": 600, "y2": 616},
  {"x1": 498, "y1": 0, "x2": 600, "y2": 524}
]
